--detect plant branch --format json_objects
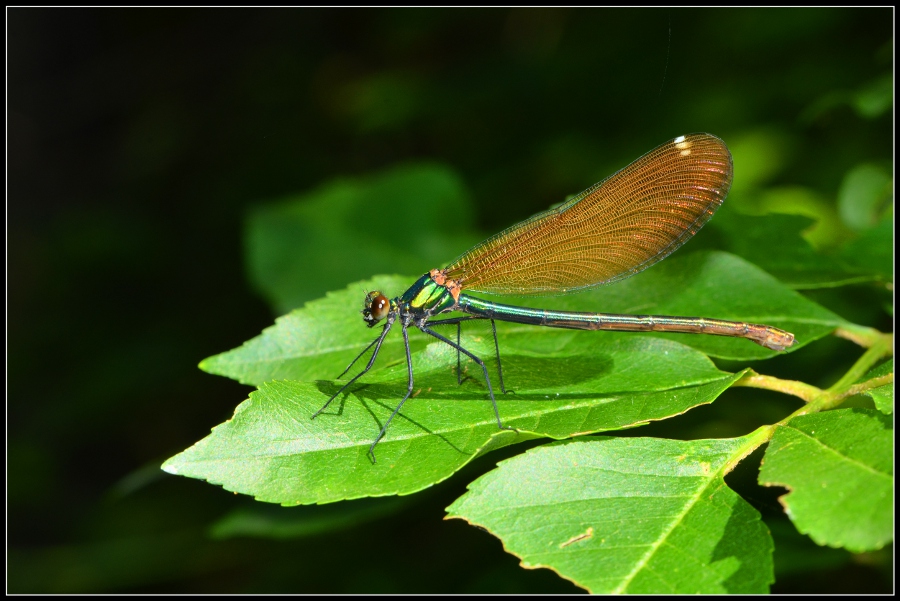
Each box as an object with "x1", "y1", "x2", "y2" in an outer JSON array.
[
  {"x1": 733, "y1": 371, "x2": 821, "y2": 403},
  {"x1": 724, "y1": 370, "x2": 894, "y2": 473},
  {"x1": 827, "y1": 334, "x2": 893, "y2": 394},
  {"x1": 834, "y1": 325, "x2": 893, "y2": 351},
  {"x1": 785, "y1": 372, "x2": 894, "y2": 422},
  {"x1": 731, "y1": 335, "x2": 893, "y2": 435},
  {"x1": 723, "y1": 425, "x2": 775, "y2": 474},
  {"x1": 831, "y1": 373, "x2": 894, "y2": 403}
]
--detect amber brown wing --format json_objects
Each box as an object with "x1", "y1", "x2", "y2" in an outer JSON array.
[{"x1": 442, "y1": 133, "x2": 733, "y2": 295}]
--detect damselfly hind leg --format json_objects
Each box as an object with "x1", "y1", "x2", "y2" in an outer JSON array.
[
  {"x1": 429, "y1": 316, "x2": 509, "y2": 394},
  {"x1": 456, "y1": 322, "x2": 464, "y2": 385},
  {"x1": 420, "y1": 324, "x2": 517, "y2": 435},
  {"x1": 490, "y1": 318, "x2": 508, "y2": 394}
]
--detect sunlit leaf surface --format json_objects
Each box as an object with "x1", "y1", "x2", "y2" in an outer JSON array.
[
  {"x1": 759, "y1": 409, "x2": 893, "y2": 552},
  {"x1": 165, "y1": 339, "x2": 745, "y2": 504},
  {"x1": 706, "y1": 205, "x2": 877, "y2": 289},
  {"x1": 447, "y1": 436, "x2": 773, "y2": 593}
]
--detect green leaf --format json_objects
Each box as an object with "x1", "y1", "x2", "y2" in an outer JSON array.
[
  {"x1": 202, "y1": 251, "x2": 846, "y2": 387},
  {"x1": 858, "y1": 359, "x2": 893, "y2": 415},
  {"x1": 754, "y1": 186, "x2": 848, "y2": 249},
  {"x1": 446, "y1": 436, "x2": 774, "y2": 594},
  {"x1": 177, "y1": 251, "x2": 848, "y2": 505},
  {"x1": 759, "y1": 409, "x2": 893, "y2": 552},
  {"x1": 165, "y1": 340, "x2": 745, "y2": 505},
  {"x1": 245, "y1": 163, "x2": 482, "y2": 313},
  {"x1": 839, "y1": 211, "x2": 894, "y2": 284},
  {"x1": 837, "y1": 163, "x2": 892, "y2": 232},
  {"x1": 200, "y1": 274, "x2": 415, "y2": 385},
  {"x1": 705, "y1": 204, "x2": 875, "y2": 289}
]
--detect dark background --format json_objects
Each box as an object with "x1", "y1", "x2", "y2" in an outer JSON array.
[{"x1": 8, "y1": 8, "x2": 892, "y2": 593}]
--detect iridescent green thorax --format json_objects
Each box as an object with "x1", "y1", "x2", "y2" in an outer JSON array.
[{"x1": 399, "y1": 274, "x2": 456, "y2": 316}]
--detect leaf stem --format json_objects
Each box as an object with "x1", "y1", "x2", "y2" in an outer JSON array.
[
  {"x1": 833, "y1": 374, "x2": 894, "y2": 402},
  {"x1": 730, "y1": 330, "x2": 893, "y2": 445},
  {"x1": 705, "y1": 329, "x2": 894, "y2": 488},
  {"x1": 723, "y1": 371, "x2": 893, "y2": 471},
  {"x1": 723, "y1": 425, "x2": 775, "y2": 474},
  {"x1": 733, "y1": 371, "x2": 821, "y2": 403},
  {"x1": 826, "y1": 334, "x2": 893, "y2": 394},
  {"x1": 784, "y1": 372, "x2": 894, "y2": 422},
  {"x1": 834, "y1": 325, "x2": 893, "y2": 350}
]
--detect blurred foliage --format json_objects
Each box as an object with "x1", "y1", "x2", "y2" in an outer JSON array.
[
  {"x1": 8, "y1": 7, "x2": 892, "y2": 593},
  {"x1": 245, "y1": 164, "x2": 481, "y2": 314}
]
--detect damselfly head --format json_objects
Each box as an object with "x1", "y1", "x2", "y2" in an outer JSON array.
[{"x1": 362, "y1": 291, "x2": 390, "y2": 327}]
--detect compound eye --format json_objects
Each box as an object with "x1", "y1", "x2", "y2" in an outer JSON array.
[
  {"x1": 362, "y1": 291, "x2": 390, "y2": 326},
  {"x1": 369, "y1": 293, "x2": 389, "y2": 320}
]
